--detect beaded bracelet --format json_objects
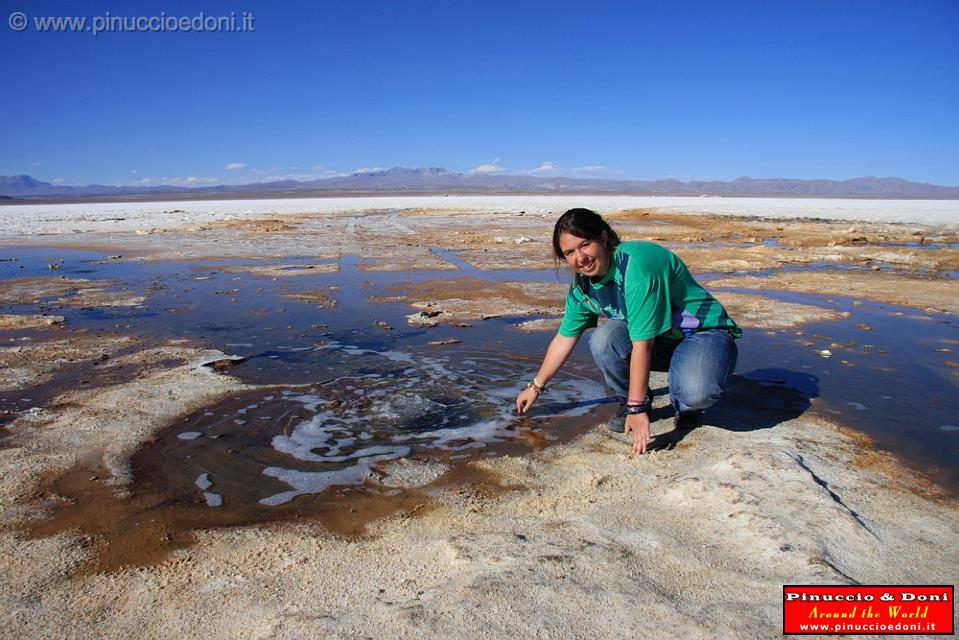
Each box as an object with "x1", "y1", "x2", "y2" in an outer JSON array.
[{"x1": 526, "y1": 377, "x2": 547, "y2": 393}]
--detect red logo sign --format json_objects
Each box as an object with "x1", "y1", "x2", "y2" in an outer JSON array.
[{"x1": 783, "y1": 585, "x2": 954, "y2": 635}]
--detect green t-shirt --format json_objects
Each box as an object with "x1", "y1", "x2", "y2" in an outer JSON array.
[{"x1": 558, "y1": 241, "x2": 741, "y2": 342}]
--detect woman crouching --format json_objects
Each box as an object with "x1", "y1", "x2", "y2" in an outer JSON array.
[{"x1": 515, "y1": 208, "x2": 741, "y2": 455}]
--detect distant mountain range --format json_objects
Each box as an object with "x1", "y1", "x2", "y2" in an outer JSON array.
[{"x1": 2, "y1": 169, "x2": 958, "y2": 201}]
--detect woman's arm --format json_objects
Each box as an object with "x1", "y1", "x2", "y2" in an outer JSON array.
[
  {"x1": 624, "y1": 338, "x2": 655, "y2": 454},
  {"x1": 515, "y1": 333, "x2": 579, "y2": 414}
]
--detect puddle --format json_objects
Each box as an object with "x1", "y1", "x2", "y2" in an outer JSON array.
[
  {"x1": 430, "y1": 247, "x2": 558, "y2": 281},
  {"x1": 726, "y1": 287, "x2": 959, "y2": 491},
  {"x1": 3, "y1": 245, "x2": 958, "y2": 570},
  {"x1": 876, "y1": 241, "x2": 959, "y2": 250},
  {"x1": 140, "y1": 341, "x2": 606, "y2": 511}
]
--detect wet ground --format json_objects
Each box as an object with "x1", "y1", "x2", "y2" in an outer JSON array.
[
  {"x1": 1, "y1": 246, "x2": 617, "y2": 568},
  {"x1": 2, "y1": 209, "x2": 958, "y2": 570}
]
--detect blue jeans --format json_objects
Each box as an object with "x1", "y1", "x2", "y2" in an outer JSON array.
[{"x1": 588, "y1": 320, "x2": 738, "y2": 413}]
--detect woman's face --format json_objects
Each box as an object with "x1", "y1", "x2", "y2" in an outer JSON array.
[{"x1": 558, "y1": 231, "x2": 610, "y2": 278}]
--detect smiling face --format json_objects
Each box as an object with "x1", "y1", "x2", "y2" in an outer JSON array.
[{"x1": 558, "y1": 231, "x2": 610, "y2": 278}]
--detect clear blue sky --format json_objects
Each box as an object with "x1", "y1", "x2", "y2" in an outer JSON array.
[{"x1": 1, "y1": 0, "x2": 957, "y2": 186}]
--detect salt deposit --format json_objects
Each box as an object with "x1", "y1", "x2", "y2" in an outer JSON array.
[{"x1": 1, "y1": 195, "x2": 956, "y2": 237}]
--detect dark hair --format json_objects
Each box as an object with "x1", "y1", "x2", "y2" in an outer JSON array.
[{"x1": 552, "y1": 208, "x2": 621, "y2": 263}]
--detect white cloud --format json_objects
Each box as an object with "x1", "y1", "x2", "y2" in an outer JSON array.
[
  {"x1": 531, "y1": 161, "x2": 559, "y2": 174},
  {"x1": 518, "y1": 162, "x2": 621, "y2": 178},
  {"x1": 224, "y1": 162, "x2": 247, "y2": 171},
  {"x1": 517, "y1": 161, "x2": 561, "y2": 176},
  {"x1": 312, "y1": 165, "x2": 349, "y2": 178},
  {"x1": 52, "y1": 177, "x2": 65, "y2": 184},
  {"x1": 467, "y1": 163, "x2": 505, "y2": 176},
  {"x1": 141, "y1": 175, "x2": 222, "y2": 187},
  {"x1": 257, "y1": 171, "x2": 348, "y2": 182},
  {"x1": 354, "y1": 166, "x2": 385, "y2": 174},
  {"x1": 118, "y1": 165, "x2": 351, "y2": 188}
]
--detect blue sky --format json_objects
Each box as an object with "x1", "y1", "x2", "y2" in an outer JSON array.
[{"x1": 1, "y1": 0, "x2": 957, "y2": 186}]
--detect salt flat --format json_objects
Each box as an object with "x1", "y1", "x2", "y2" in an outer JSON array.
[
  {"x1": 1, "y1": 195, "x2": 957, "y2": 238},
  {"x1": 0, "y1": 201, "x2": 956, "y2": 639}
]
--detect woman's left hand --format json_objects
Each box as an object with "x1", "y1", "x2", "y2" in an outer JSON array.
[{"x1": 624, "y1": 412, "x2": 651, "y2": 455}]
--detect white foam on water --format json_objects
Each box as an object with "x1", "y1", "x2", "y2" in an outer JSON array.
[
  {"x1": 941, "y1": 425, "x2": 959, "y2": 432},
  {"x1": 203, "y1": 491, "x2": 223, "y2": 507},
  {"x1": 271, "y1": 411, "x2": 411, "y2": 462},
  {"x1": 225, "y1": 341, "x2": 609, "y2": 504},
  {"x1": 380, "y1": 395, "x2": 448, "y2": 422},
  {"x1": 259, "y1": 453, "x2": 396, "y2": 505},
  {"x1": 340, "y1": 345, "x2": 457, "y2": 380},
  {"x1": 389, "y1": 378, "x2": 605, "y2": 450},
  {"x1": 312, "y1": 340, "x2": 344, "y2": 351},
  {"x1": 225, "y1": 343, "x2": 253, "y2": 347},
  {"x1": 286, "y1": 393, "x2": 325, "y2": 412},
  {"x1": 195, "y1": 473, "x2": 221, "y2": 506},
  {"x1": 177, "y1": 432, "x2": 203, "y2": 440}
]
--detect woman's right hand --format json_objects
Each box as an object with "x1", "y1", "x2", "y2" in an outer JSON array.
[{"x1": 516, "y1": 387, "x2": 540, "y2": 414}]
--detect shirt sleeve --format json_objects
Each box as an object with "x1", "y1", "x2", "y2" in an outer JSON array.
[
  {"x1": 624, "y1": 259, "x2": 673, "y2": 341},
  {"x1": 558, "y1": 289, "x2": 598, "y2": 338}
]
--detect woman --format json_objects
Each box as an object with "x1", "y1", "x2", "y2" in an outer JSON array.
[{"x1": 515, "y1": 208, "x2": 740, "y2": 455}]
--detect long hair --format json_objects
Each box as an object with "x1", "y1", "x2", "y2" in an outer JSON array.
[
  {"x1": 552, "y1": 208, "x2": 622, "y2": 292},
  {"x1": 552, "y1": 208, "x2": 621, "y2": 263}
]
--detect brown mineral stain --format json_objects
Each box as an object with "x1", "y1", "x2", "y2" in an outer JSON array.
[
  {"x1": 23, "y1": 388, "x2": 607, "y2": 576},
  {"x1": 189, "y1": 217, "x2": 308, "y2": 233},
  {"x1": 25, "y1": 449, "x2": 531, "y2": 576},
  {"x1": 834, "y1": 424, "x2": 951, "y2": 505}
]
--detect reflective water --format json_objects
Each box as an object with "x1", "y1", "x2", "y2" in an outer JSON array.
[{"x1": 153, "y1": 342, "x2": 606, "y2": 509}]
